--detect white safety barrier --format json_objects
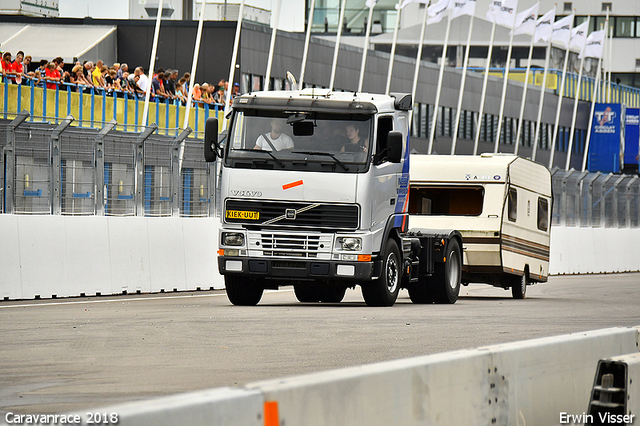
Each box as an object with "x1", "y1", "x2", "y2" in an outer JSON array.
[
  {"x1": 48, "y1": 326, "x2": 639, "y2": 426},
  {"x1": 550, "y1": 226, "x2": 640, "y2": 274},
  {"x1": 1, "y1": 216, "x2": 639, "y2": 300},
  {"x1": 0, "y1": 216, "x2": 223, "y2": 300}
]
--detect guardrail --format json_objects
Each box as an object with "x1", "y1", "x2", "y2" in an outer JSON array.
[
  {"x1": 54, "y1": 326, "x2": 639, "y2": 426},
  {"x1": 1, "y1": 78, "x2": 222, "y2": 138},
  {"x1": 472, "y1": 67, "x2": 640, "y2": 108}
]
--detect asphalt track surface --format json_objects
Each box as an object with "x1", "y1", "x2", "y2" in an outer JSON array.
[{"x1": 1, "y1": 273, "x2": 639, "y2": 416}]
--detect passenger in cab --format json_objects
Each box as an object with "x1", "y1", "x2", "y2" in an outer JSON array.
[{"x1": 341, "y1": 123, "x2": 368, "y2": 153}]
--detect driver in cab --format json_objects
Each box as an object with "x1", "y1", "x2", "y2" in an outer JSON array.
[{"x1": 254, "y1": 118, "x2": 294, "y2": 151}]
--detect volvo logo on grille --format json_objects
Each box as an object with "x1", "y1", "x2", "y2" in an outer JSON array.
[{"x1": 285, "y1": 209, "x2": 297, "y2": 220}]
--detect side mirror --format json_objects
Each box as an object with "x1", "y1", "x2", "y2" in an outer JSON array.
[
  {"x1": 204, "y1": 117, "x2": 219, "y2": 162},
  {"x1": 387, "y1": 131, "x2": 403, "y2": 163}
]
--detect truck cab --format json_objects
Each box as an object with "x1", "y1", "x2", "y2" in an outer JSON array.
[{"x1": 205, "y1": 89, "x2": 461, "y2": 306}]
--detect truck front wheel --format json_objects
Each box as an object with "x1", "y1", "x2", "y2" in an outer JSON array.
[
  {"x1": 432, "y1": 239, "x2": 462, "y2": 304},
  {"x1": 362, "y1": 239, "x2": 401, "y2": 307},
  {"x1": 225, "y1": 276, "x2": 264, "y2": 306}
]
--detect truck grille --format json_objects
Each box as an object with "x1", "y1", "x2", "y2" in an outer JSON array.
[
  {"x1": 247, "y1": 232, "x2": 333, "y2": 259},
  {"x1": 225, "y1": 199, "x2": 359, "y2": 230}
]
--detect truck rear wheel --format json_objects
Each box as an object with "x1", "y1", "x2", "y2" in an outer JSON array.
[
  {"x1": 362, "y1": 239, "x2": 400, "y2": 307},
  {"x1": 225, "y1": 276, "x2": 264, "y2": 306},
  {"x1": 432, "y1": 239, "x2": 462, "y2": 304}
]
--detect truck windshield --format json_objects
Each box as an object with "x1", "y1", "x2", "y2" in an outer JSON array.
[{"x1": 224, "y1": 109, "x2": 372, "y2": 173}]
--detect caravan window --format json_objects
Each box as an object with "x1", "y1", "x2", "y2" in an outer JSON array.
[
  {"x1": 408, "y1": 186, "x2": 484, "y2": 216},
  {"x1": 508, "y1": 189, "x2": 517, "y2": 222},
  {"x1": 538, "y1": 197, "x2": 549, "y2": 231}
]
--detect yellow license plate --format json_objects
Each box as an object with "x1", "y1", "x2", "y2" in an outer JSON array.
[{"x1": 226, "y1": 210, "x2": 260, "y2": 220}]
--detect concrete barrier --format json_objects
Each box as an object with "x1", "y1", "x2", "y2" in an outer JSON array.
[
  {"x1": 1, "y1": 215, "x2": 639, "y2": 300},
  {"x1": 38, "y1": 326, "x2": 639, "y2": 426},
  {"x1": 0, "y1": 216, "x2": 223, "y2": 300},
  {"x1": 550, "y1": 226, "x2": 640, "y2": 275}
]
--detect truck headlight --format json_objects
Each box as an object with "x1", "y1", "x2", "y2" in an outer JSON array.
[
  {"x1": 222, "y1": 232, "x2": 245, "y2": 246},
  {"x1": 337, "y1": 237, "x2": 362, "y2": 251}
]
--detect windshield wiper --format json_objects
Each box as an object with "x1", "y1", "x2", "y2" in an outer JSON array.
[
  {"x1": 233, "y1": 148, "x2": 284, "y2": 168},
  {"x1": 291, "y1": 151, "x2": 349, "y2": 171}
]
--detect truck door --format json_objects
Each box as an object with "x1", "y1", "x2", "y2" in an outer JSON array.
[{"x1": 371, "y1": 115, "x2": 406, "y2": 252}]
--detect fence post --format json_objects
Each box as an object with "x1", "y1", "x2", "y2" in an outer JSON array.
[
  {"x1": 94, "y1": 119, "x2": 117, "y2": 216},
  {"x1": 557, "y1": 168, "x2": 574, "y2": 226},
  {"x1": 600, "y1": 174, "x2": 614, "y2": 228},
  {"x1": 134, "y1": 124, "x2": 157, "y2": 217},
  {"x1": 170, "y1": 127, "x2": 192, "y2": 217},
  {"x1": 612, "y1": 175, "x2": 626, "y2": 228},
  {"x1": 50, "y1": 115, "x2": 74, "y2": 215},
  {"x1": 624, "y1": 176, "x2": 638, "y2": 228},
  {"x1": 585, "y1": 172, "x2": 601, "y2": 227},
  {"x1": 3, "y1": 111, "x2": 30, "y2": 214},
  {"x1": 574, "y1": 171, "x2": 588, "y2": 226}
]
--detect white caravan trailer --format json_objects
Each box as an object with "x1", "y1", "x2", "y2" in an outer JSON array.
[{"x1": 408, "y1": 154, "x2": 552, "y2": 298}]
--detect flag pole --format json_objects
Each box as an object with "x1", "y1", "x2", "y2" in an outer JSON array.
[
  {"x1": 385, "y1": 0, "x2": 404, "y2": 95},
  {"x1": 358, "y1": 2, "x2": 376, "y2": 92},
  {"x1": 329, "y1": 0, "x2": 348, "y2": 90},
  {"x1": 548, "y1": 20, "x2": 574, "y2": 169},
  {"x1": 299, "y1": 0, "x2": 316, "y2": 89},
  {"x1": 179, "y1": 0, "x2": 207, "y2": 173},
  {"x1": 566, "y1": 16, "x2": 590, "y2": 170},
  {"x1": 606, "y1": 24, "x2": 613, "y2": 102},
  {"x1": 427, "y1": 12, "x2": 452, "y2": 154},
  {"x1": 493, "y1": 11, "x2": 518, "y2": 153},
  {"x1": 473, "y1": 21, "x2": 496, "y2": 155},
  {"x1": 142, "y1": 0, "x2": 163, "y2": 129},
  {"x1": 532, "y1": 37, "x2": 551, "y2": 161},
  {"x1": 221, "y1": 0, "x2": 245, "y2": 132},
  {"x1": 451, "y1": 15, "x2": 474, "y2": 155},
  {"x1": 514, "y1": 32, "x2": 535, "y2": 155},
  {"x1": 265, "y1": 0, "x2": 282, "y2": 91},
  {"x1": 582, "y1": 14, "x2": 608, "y2": 172},
  {"x1": 410, "y1": 3, "x2": 429, "y2": 127}
]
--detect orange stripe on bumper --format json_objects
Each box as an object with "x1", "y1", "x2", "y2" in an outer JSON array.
[{"x1": 282, "y1": 180, "x2": 303, "y2": 190}]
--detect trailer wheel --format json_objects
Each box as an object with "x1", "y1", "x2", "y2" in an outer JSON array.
[
  {"x1": 512, "y1": 271, "x2": 528, "y2": 299},
  {"x1": 362, "y1": 239, "x2": 401, "y2": 307},
  {"x1": 432, "y1": 239, "x2": 462, "y2": 304},
  {"x1": 225, "y1": 276, "x2": 264, "y2": 306}
]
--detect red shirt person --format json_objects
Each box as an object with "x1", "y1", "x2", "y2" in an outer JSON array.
[
  {"x1": 1, "y1": 52, "x2": 14, "y2": 83},
  {"x1": 11, "y1": 51, "x2": 25, "y2": 84},
  {"x1": 44, "y1": 62, "x2": 61, "y2": 90}
]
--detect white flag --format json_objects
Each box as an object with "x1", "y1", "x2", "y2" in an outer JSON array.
[
  {"x1": 399, "y1": 0, "x2": 428, "y2": 9},
  {"x1": 534, "y1": 9, "x2": 555, "y2": 43},
  {"x1": 512, "y1": 2, "x2": 539, "y2": 36},
  {"x1": 487, "y1": 0, "x2": 518, "y2": 29},
  {"x1": 365, "y1": 0, "x2": 378, "y2": 8},
  {"x1": 551, "y1": 14, "x2": 574, "y2": 48},
  {"x1": 579, "y1": 29, "x2": 605, "y2": 59},
  {"x1": 450, "y1": 0, "x2": 476, "y2": 19},
  {"x1": 570, "y1": 20, "x2": 589, "y2": 52},
  {"x1": 427, "y1": 0, "x2": 451, "y2": 25}
]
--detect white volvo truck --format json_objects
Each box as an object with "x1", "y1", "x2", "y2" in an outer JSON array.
[{"x1": 204, "y1": 89, "x2": 462, "y2": 306}]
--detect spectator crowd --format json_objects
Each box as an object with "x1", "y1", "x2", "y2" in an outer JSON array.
[{"x1": 0, "y1": 50, "x2": 241, "y2": 107}]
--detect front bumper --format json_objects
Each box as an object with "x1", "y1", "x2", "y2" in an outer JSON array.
[{"x1": 218, "y1": 256, "x2": 376, "y2": 281}]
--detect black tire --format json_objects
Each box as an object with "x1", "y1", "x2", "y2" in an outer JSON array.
[
  {"x1": 362, "y1": 239, "x2": 401, "y2": 307},
  {"x1": 512, "y1": 271, "x2": 527, "y2": 299},
  {"x1": 408, "y1": 276, "x2": 435, "y2": 304},
  {"x1": 294, "y1": 285, "x2": 321, "y2": 303},
  {"x1": 319, "y1": 286, "x2": 347, "y2": 303},
  {"x1": 225, "y1": 276, "x2": 264, "y2": 306},
  {"x1": 432, "y1": 239, "x2": 462, "y2": 304}
]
